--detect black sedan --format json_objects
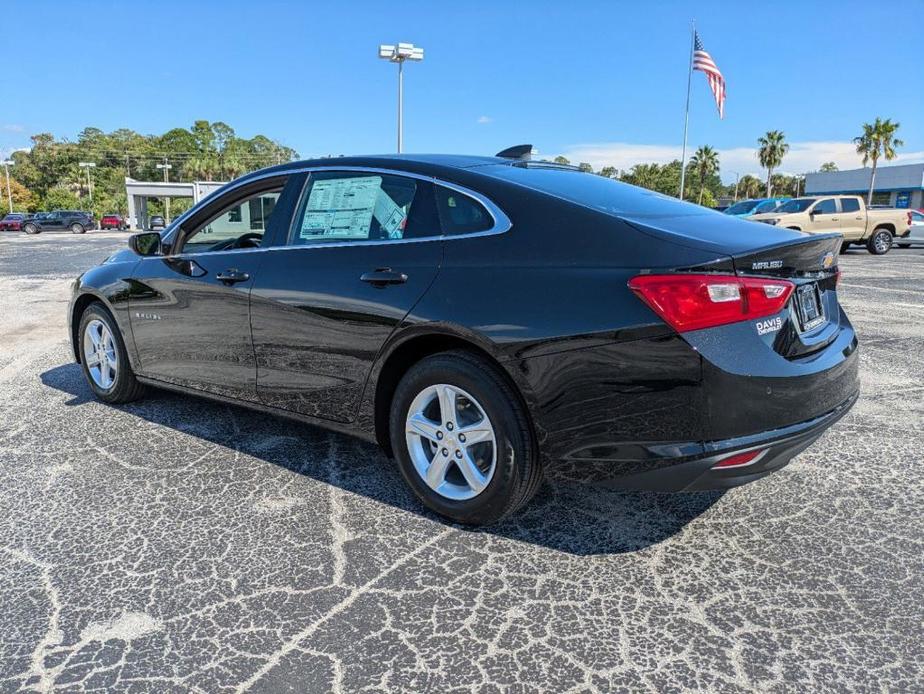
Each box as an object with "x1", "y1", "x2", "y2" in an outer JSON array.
[
  {"x1": 68, "y1": 152, "x2": 859, "y2": 525},
  {"x1": 24, "y1": 210, "x2": 95, "y2": 234}
]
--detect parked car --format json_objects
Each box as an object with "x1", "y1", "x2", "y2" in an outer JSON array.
[
  {"x1": 895, "y1": 209, "x2": 924, "y2": 248},
  {"x1": 22, "y1": 210, "x2": 96, "y2": 234},
  {"x1": 0, "y1": 213, "x2": 31, "y2": 231},
  {"x1": 69, "y1": 152, "x2": 859, "y2": 525},
  {"x1": 100, "y1": 214, "x2": 127, "y2": 230},
  {"x1": 149, "y1": 216, "x2": 166, "y2": 230},
  {"x1": 724, "y1": 197, "x2": 790, "y2": 218},
  {"x1": 750, "y1": 195, "x2": 913, "y2": 254}
]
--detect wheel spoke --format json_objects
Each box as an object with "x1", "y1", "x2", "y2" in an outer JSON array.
[
  {"x1": 88, "y1": 327, "x2": 101, "y2": 350},
  {"x1": 426, "y1": 454, "x2": 452, "y2": 490},
  {"x1": 437, "y1": 385, "x2": 457, "y2": 429},
  {"x1": 99, "y1": 361, "x2": 110, "y2": 388},
  {"x1": 85, "y1": 352, "x2": 101, "y2": 367},
  {"x1": 406, "y1": 413, "x2": 441, "y2": 443},
  {"x1": 456, "y1": 451, "x2": 488, "y2": 494}
]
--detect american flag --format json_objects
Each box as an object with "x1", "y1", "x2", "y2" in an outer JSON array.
[{"x1": 693, "y1": 31, "x2": 725, "y2": 119}]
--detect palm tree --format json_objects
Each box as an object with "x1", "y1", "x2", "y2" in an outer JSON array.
[
  {"x1": 689, "y1": 146, "x2": 719, "y2": 205},
  {"x1": 757, "y1": 130, "x2": 789, "y2": 197},
  {"x1": 854, "y1": 118, "x2": 903, "y2": 205}
]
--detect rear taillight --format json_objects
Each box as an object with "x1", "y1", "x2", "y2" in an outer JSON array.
[
  {"x1": 628, "y1": 273, "x2": 795, "y2": 333},
  {"x1": 712, "y1": 448, "x2": 767, "y2": 469},
  {"x1": 908, "y1": 212, "x2": 913, "y2": 227}
]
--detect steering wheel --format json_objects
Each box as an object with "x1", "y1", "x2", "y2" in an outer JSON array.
[{"x1": 232, "y1": 232, "x2": 263, "y2": 249}]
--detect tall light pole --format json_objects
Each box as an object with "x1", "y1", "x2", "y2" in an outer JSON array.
[
  {"x1": 78, "y1": 162, "x2": 96, "y2": 203},
  {"x1": 1, "y1": 159, "x2": 14, "y2": 213},
  {"x1": 730, "y1": 171, "x2": 740, "y2": 202},
  {"x1": 378, "y1": 42, "x2": 424, "y2": 153},
  {"x1": 156, "y1": 158, "x2": 173, "y2": 223}
]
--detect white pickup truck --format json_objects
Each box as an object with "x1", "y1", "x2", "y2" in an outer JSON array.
[{"x1": 750, "y1": 195, "x2": 913, "y2": 255}]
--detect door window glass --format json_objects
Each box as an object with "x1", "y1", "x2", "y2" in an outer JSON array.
[
  {"x1": 814, "y1": 199, "x2": 837, "y2": 214},
  {"x1": 180, "y1": 190, "x2": 281, "y2": 253},
  {"x1": 288, "y1": 172, "x2": 438, "y2": 245},
  {"x1": 840, "y1": 198, "x2": 860, "y2": 213},
  {"x1": 435, "y1": 185, "x2": 493, "y2": 234},
  {"x1": 752, "y1": 200, "x2": 780, "y2": 214}
]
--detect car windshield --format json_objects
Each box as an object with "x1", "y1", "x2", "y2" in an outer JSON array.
[
  {"x1": 775, "y1": 198, "x2": 816, "y2": 213},
  {"x1": 724, "y1": 200, "x2": 760, "y2": 215}
]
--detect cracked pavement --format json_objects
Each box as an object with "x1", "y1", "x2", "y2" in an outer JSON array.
[{"x1": 1, "y1": 231, "x2": 922, "y2": 692}]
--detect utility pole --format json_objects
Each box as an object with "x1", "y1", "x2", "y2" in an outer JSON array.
[
  {"x1": 78, "y1": 162, "x2": 96, "y2": 203},
  {"x1": 156, "y1": 157, "x2": 173, "y2": 224},
  {"x1": 731, "y1": 171, "x2": 740, "y2": 202},
  {"x1": 1, "y1": 159, "x2": 14, "y2": 213}
]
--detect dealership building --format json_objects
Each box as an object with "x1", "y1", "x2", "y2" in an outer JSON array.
[{"x1": 804, "y1": 163, "x2": 924, "y2": 209}]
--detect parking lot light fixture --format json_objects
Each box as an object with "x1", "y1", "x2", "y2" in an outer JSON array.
[
  {"x1": 78, "y1": 162, "x2": 96, "y2": 203},
  {"x1": 2, "y1": 159, "x2": 13, "y2": 213},
  {"x1": 378, "y1": 42, "x2": 424, "y2": 153}
]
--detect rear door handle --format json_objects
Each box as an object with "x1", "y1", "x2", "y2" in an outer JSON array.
[
  {"x1": 360, "y1": 267, "x2": 408, "y2": 287},
  {"x1": 216, "y1": 269, "x2": 250, "y2": 285}
]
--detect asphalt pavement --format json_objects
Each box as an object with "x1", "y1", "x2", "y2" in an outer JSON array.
[{"x1": 0, "y1": 230, "x2": 922, "y2": 692}]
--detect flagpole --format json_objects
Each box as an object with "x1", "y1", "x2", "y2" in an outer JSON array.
[{"x1": 678, "y1": 20, "x2": 695, "y2": 200}]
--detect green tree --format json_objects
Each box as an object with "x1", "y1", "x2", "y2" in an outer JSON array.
[
  {"x1": 737, "y1": 174, "x2": 762, "y2": 199},
  {"x1": 577, "y1": 162, "x2": 593, "y2": 173},
  {"x1": 553, "y1": 156, "x2": 570, "y2": 165},
  {"x1": 598, "y1": 166, "x2": 618, "y2": 178},
  {"x1": 42, "y1": 186, "x2": 82, "y2": 211},
  {"x1": 853, "y1": 117, "x2": 903, "y2": 205},
  {"x1": 819, "y1": 161, "x2": 838, "y2": 172},
  {"x1": 757, "y1": 130, "x2": 789, "y2": 197},
  {"x1": 689, "y1": 146, "x2": 720, "y2": 205}
]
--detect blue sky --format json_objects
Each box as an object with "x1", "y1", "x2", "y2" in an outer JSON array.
[{"x1": 4, "y1": 0, "x2": 922, "y2": 182}]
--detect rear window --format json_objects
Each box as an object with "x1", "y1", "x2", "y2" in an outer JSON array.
[
  {"x1": 479, "y1": 164, "x2": 708, "y2": 218},
  {"x1": 752, "y1": 200, "x2": 781, "y2": 214},
  {"x1": 725, "y1": 200, "x2": 761, "y2": 215},
  {"x1": 840, "y1": 198, "x2": 860, "y2": 213}
]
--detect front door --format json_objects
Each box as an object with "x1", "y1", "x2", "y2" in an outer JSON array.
[
  {"x1": 251, "y1": 170, "x2": 443, "y2": 422},
  {"x1": 808, "y1": 198, "x2": 841, "y2": 234},
  {"x1": 129, "y1": 177, "x2": 293, "y2": 401}
]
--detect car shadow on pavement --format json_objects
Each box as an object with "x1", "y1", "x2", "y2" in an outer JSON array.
[{"x1": 40, "y1": 363, "x2": 724, "y2": 556}]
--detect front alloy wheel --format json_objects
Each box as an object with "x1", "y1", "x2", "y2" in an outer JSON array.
[
  {"x1": 77, "y1": 302, "x2": 145, "y2": 403},
  {"x1": 82, "y1": 319, "x2": 118, "y2": 390}
]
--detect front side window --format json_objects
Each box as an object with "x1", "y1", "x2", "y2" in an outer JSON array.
[
  {"x1": 840, "y1": 198, "x2": 860, "y2": 213},
  {"x1": 180, "y1": 189, "x2": 281, "y2": 253},
  {"x1": 725, "y1": 200, "x2": 760, "y2": 215},
  {"x1": 752, "y1": 200, "x2": 781, "y2": 214},
  {"x1": 775, "y1": 198, "x2": 815, "y2": 213},
  {"x1": 813, "y1": 199, "x2": 837, "y2": 214},
  {"x1": 288, "y1": 171, "x2": 438, "y2": 245},
  {"x1": 435, "y1": 185, "x2": 493, "y2": 234}
]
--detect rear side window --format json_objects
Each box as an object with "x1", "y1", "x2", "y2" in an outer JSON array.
[
  {"x1": 814, "y1": 199, "x2": 837, "y2": 214},
  {"x1": 435, "y1": 185, "x2": 493, "y2": 235},
  {"x1": 288, "y1": 172, "x2": 439, "y2": 245},
  {"x1": 753, "y1": 200, "x2": 780, "y2": 214},
  {"x1": 840, "y1": 198, "x2": 860, "y2": 213}
]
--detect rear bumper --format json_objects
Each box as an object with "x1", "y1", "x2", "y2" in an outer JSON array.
[{"x1": 602, "y1": 388, "x2": 858, "y2": 491}]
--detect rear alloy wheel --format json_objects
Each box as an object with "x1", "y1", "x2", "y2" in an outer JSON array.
[
  {"x1": 23, "y1": 223, "x2": 39, "y2": 235},
  {"x1": 71, "y1": 223, "x2": 86, "y2": 234},
  {"x1": 389, "y1": 350, "x2": 541, "y2": 525},
  {"x1": 78, "y1": 303, "x2": 145, "y2": 403},
  {"x1": 867, "y1": 228, "x2": 892, "y2": 255}
]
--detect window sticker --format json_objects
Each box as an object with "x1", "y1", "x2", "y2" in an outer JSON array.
[
  {"x1": 374, "y1": 189, "x2": 407, "y2": 238},
  {"x1": 299, "y1": 176, "x2": 382, "y2": 240}
]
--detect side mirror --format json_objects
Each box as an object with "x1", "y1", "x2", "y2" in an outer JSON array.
[{"x1": 128, "y1": 232, "x2": 163, "y2": 256}]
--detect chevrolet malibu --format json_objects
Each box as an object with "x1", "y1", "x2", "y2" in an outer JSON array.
[{"x1": 69, "y1": 152, "x2": 859, "y2": 525}]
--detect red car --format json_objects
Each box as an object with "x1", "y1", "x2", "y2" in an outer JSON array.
[
  {"x1": 0, "y1": 213, "x2": 29, "y2": 231},
  {"x1": 100, "y1": 214, "x2": 127, "y2": 230}
]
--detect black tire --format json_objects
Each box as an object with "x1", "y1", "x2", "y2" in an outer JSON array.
[
  {"x1": 71, "y1": 223, "x2": 86, "y2": 234},
  {"x1": 839, "y1": 241, "x2": 851, "y2": 254},
  {"x1": 77, "y1": 302, "x2": 146, "y2": 404},
  {"x1": 23, "y1": 223, "x2": 39, "y2": 235},
  {"x1": 866, "y1": 228, "x2": 892, "y2": 255},
  {"x1": 388, "y1": 350, "x2": 542, "y2": 525}
]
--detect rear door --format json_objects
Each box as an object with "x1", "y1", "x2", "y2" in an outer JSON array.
[
  {"x1": 251, "y1": 169, "x2": 442, "y2": 422},
  {"x1": 45, "y1": 212, "x2": 65, "y2": 230},
  {"x1": 129, "y1": 174, "x2": 297, "y2": 401},
  {"x1": 837, "y1": 197, "x2": 865, "y2": 240}
]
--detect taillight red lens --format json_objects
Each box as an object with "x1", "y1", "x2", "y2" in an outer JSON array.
[
  {"x1": 712, "y1": 448, "x2": 766, "y2": 469},
  {"x1": 628, "y1": 274, "x2": 794, "y2": 333}
]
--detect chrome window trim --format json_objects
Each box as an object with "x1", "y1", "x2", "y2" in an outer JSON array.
[{"x1": 160, "y1": 165, "x2": 511, "y2": 258}]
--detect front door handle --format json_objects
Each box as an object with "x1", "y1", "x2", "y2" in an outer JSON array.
[
  {"x1": 216, "y1": 269, "x2": 250, "y2": 285},
  {"x1": 360, "y1": 267, "x2": 408, "y2": 287}
]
